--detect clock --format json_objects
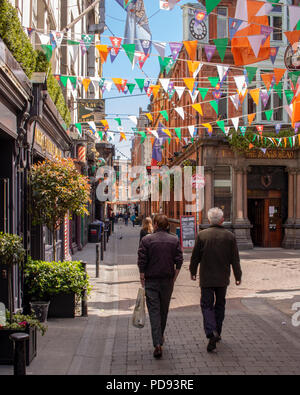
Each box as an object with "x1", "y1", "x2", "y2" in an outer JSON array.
[
  {"x1": 189, "y1": 18, "x2": 207, "y2": 41},
  {"x1": 284, "y1": 43, "x2": 300, "y2": 71}
]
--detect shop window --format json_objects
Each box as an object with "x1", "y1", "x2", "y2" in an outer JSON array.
[
  {"x1": 217, "y1": 7, "x2": 228, "y2": 39},
  {"x1": 214, "y1": 166, "x2": 232, "y2": 222},
  {"x1": 268, "y1": 6, "x2": 282, "y2": 41}
]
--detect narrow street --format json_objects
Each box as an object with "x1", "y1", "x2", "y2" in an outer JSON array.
[{"x1": 2, "y1": 224, "x2": 300, "y2": 375}]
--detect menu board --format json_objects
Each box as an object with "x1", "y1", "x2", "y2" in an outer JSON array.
[{"x1": 180, "y1": 215, "x2": 196, "y2": 249}]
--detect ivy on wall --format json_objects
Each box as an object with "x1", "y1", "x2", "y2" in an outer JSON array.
[{"x1": 0, "y1": 0, "x2": 70, "y2": 127}]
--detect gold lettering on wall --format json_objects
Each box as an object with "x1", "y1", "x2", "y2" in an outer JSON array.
[
  {"x1": 245, "y1": 150, "x2": 294, "y2": 159},
  {"x1": 34, "y1": 127, "x2": 62, "y2": 158}
]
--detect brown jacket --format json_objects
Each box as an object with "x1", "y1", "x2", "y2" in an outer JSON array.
[{"x1": 189, "y1": 225, "x2": 242, "y2": 287}]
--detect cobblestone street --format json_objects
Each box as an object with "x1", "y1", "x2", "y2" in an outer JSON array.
[{"x1": 1, "y1": 224, "x2": 300, "y2": 375}]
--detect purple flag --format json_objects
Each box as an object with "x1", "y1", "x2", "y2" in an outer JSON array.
[
  {"x1": 151, "y1": 137, "x2": 162, "y2": 165},
  {"x1": 140, "y1": 39, "x2": 152, "y2": 56},
  {"x1": 270, "y1": 47, "x2": 279, "y2": 65},
  {"x1": 260, "y1": 25, "x2": 273, "y2": 45},
  {"x1": 204, "y1": 45, "x2": 216, "y2": 62},
  {"x1": 275, "y1": 124, "x2": 281, "y2": 134},
  {"x1": 110, "y1": 47, "x2": 119, "y2": 63},
  {"x1": 169, "y1": 42, "x2": 183, "y2": 60},
  {"x1": 261, "y1": 89, "x2": 270, "y2": 108},
  {"x1": 229, "y1": 18, "x2": 243, "y2": 40}
]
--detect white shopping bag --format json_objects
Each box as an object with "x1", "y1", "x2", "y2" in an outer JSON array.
[{"x1": 132, "y1": 287, "x2": 146, "y2": 328}]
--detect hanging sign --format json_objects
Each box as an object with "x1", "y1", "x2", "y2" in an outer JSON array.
[{"x1": 77, "y1": 99, "x2": 105, "y2": 123}]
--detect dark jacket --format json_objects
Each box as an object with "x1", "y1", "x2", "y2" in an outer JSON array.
[
  {"x1": 139, "y1": 229, "x2": 150, "y2": 243},
  {"x1": 138, "y1": 230, "x2": 183, "y2": 280},
  {"x1": 189, "y1": 225, "x2": 242, "y2": 287}
]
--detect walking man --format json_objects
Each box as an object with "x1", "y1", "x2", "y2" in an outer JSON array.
[
  {"x1": 189, "y1": 207, "x2": 242, "y2": 352},
  {"x1": 138, "y1": 214, "x2": 183, "y2": 359}
]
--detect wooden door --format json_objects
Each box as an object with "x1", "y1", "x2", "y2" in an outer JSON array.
[{"x1": 265, "y1": 198, "x2": 282, "y2": 247}]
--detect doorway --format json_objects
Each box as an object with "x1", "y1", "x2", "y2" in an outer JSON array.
[{"x1": 248, "y1": 194, "x2": 282, "y2": 247}]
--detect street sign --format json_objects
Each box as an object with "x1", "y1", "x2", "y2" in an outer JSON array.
[
  {"x1": 180, "y1": 215, "x2": 196, "y2": 249},
  {"x1": 77, "y1": 99, "x2": 105, "y2": 123}
]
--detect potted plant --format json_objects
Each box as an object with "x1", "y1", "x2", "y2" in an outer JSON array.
[
  {"x1": 0, "y1": 310, "x2": 47, "y2": 365},
  {"x1": 24, "y1": 258, "x2": 91, "y2": 318}
]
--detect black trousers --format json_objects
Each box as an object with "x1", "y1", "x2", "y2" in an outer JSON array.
[
  {"x1": 200, "y1": 287, "x2": 227, "y2": 338},
  {"x1": 145, "y1": 279, "x2": 174, "y2": 347}
]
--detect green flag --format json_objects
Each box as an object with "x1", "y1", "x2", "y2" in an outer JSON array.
[
  {"x1": 75, "y1": 123, "x2": 82, "y2": 136},
  {"x1": 135, "y1": 79, "x2": 145, "y2": 92},
  {"x1": 69, "y1": 76, "x2": 77, "y2": 89},
  {"x1": 213, "y1": 38, "x2": 228, "y2": 62},
  {"x1": 127, "y1": 83, "x2": 135, "y2": 94},
  {"x1": 245, "y1": 66, "x2": 257, "y2": 84},
  {"x1": 208, "y1": 77, "x2": 219, "y2": 88},
  {"x1": 209, "y1": 100, "x2": 218, "y2": 115},
  {"x1": 206, "y1": 0, "x2": 222, "y2": 14},
  {"x1": 158, "y1": 56, "x2": 172, "y2": 73},
  {"x1": 114, "y1": 118, "x2": 121, "y2": 126},
  {"x1": 198, "y1": 87, "x2": 209, "y2": 100},
  {"x1": 122, "y1": 44, "x2": 135, "y2": 64},
  {"x1": 274, "y1": 81, "x2": 282, "y2": 99},
  {"x1": 265, "y1": 109, "x2": 273, "y2": 121},
  {"x1": 288, "y1": 71, "x2": 300, "y2": 87},
  {"x1": 285, "y1": 89, "x2": 294, "y2": 105},
  {"x1": 174, "y1": 127, "x2": 181, "y2": 139},
  {"x1": 60, "y1": 76, "x2": 69, "y2": 88},
  {"x1": 216, "y1": 120, "x2": 225, "y2": 133},
  {"x1": 41, "y1": 44, "x2": 53, "y2": 61},
  {"x1": 160, "y1": 110, "x2": 169, "y2": 122}
]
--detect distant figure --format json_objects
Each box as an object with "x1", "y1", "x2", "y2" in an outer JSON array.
[
  {"x1": 131, "y1": 213, "x2": 136, "y2": 227},
  {"x1": 124, "y1": 212, "x2": 129, "y2": 226},
  {"x1": 139, "y1": 217, "x2": 153, "y2": 243},
  {"x1": 138, "y1": 214, "x2": 183, "y2": 359},
  {"x1": 189, "y1": 207, "x2": 242, "y2": 353}
]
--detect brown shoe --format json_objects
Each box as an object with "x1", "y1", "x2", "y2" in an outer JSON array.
[{"x1": 153, "y1": 345, "x2": 162, "y2": 359}]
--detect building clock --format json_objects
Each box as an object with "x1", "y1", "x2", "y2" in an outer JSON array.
[{"x1": 189, "y1": 18, "x2": 207, "y2": 41}]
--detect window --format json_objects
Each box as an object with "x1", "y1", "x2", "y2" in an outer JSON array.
[
  {"x1": 214, "y1": 166, "x2": 232, "y2": 222},
  {"x1": 217, "y1": 7, "x2": 228, "y2": 39},
  {"x1": 268, "y1": 5, "x2": 282, "y2": 41}
]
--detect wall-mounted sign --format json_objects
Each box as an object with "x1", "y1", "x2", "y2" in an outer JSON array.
[
  {"x1": 34, "y1": 125, "x2": 63, "y2": 158},
  {"x1": 77, "y1": 99, "x2": 105, "y2": 123},
  {"x1": 245, "y1": 150, "x2": 295, "y2": 159}
]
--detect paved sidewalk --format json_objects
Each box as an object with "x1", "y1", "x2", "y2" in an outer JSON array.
[{"x1": 1, "y1": 223, "x2": 300, "y2": 375}]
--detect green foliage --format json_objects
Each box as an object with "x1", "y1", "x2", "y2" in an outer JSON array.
[
  {"x1": 35, "y1": 50, "x2": 71, "y2": 127},
  {"x1": 24, "y1": 258, "x2": 91, "y2": 300},
  {"x1": 229, "y1": 128, "x2": 297, "y2": 153},
  {"x1": 0, "y1": 232, "x2": 25, "y2": 265},
  {"x1": 2, "y1": 310, "x2": 47, "y2": 336},
  {"x1": 0, "y1": 0, "x2": 37, "y2": 77}
]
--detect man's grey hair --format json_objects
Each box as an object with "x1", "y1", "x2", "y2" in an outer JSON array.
[{"x1": 207, "y1": 207, "x2": 224, "y2": 225}]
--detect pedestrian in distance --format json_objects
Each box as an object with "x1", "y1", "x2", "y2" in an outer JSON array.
[
  {"x1": 131, "y1": 213, "x2": 136, "y2": 227},
  {"x1": 137, "y1": 214, "x2": 183, "y2": 359},
  {"x1": 124, "y1": 212, "x2": 129, "y2": 226},
  {"x1": 139, "y1": 217, "x2": 153, "y2": 243},
  {"x1": 189, "y1": 207, "x2": 242, "y2": 353}
]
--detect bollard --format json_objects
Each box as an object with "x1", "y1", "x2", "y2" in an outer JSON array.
[
  {"x1": 100, "y1": 235, "x2": 104, "y2": 261},
  {"x1": 95, "y1": 244, "x2": 100, "y2": 278},
  {"x1": 9, "y1": 333, "x2": 29, "y2": 376},
  {"x1": 81, "y1": 261, "x2": 88, "y2": 317}
]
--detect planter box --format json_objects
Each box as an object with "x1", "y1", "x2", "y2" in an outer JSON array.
[
  {"x1": 0, "y1": 325, "x2": 37, "y2": 365},
  {"x1": 48, "y1": 293, "x2": 76, "y2": 318}
]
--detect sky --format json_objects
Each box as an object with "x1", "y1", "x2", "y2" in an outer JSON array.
[{"x1": 102, "y1": 0, "x2": 195, "y2": 159}]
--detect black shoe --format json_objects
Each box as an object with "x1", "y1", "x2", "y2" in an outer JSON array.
[
  {"x1": 207, "y1": 333, "x2": 219, "y2": 352},
  {"x1": 153, "y1": 345, "x2": 162, "y2": 359}
]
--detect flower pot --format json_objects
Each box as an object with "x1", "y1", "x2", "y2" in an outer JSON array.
[
  {"x1": 47, "y1": 293, "x2": 76, "y2": 318},
  {"x1": 0, "y1": 325, "x2": 37, "y2": 365},
  {"x1": 30, "y1": 301, "x2": 50, "y2": 323}
]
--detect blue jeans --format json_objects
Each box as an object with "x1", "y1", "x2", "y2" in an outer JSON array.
[{"x1": 200, "y1": 287, "x2": 227, "y2": 338}]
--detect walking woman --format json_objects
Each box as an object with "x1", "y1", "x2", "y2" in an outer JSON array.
[{"x1": 139, "y1": 217, "x2": 153, "y2": 243}]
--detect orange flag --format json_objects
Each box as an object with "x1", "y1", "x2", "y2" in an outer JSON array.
[
  {"x1": 183, "y1": 77, "x2": 195, "y2": 92},
  {"x1": 145, "y1": 113, "x2": 153, "y2": 122},
  {"x1": 249, "y1": 88, "x2": 260, "y2": 105},
  {"x1": 187, "y1": 61, "x2": 201, "y2": 77},
  {"x1": 284, "y1": 31, "x2": 300, "y2": 46},
  {"x1": 248, "y1": 113, "x2": 256, "y2": 126},
  {"x1": 292, "y1": 93, "x2": 300, "y2": 128},
  {"x1": 183, "y1": 40, "x2": 198, "y2": 61},
  {"x1": 249, "y1": 143, "x2": 254, "y2": 149},
  {"x1": 261, "y1": 73, "x2": 274, "y2": 91},
  {"x1": 192, "y1": 103, "x2": 203, "y2": 116},
  {"x1": 274, "y1": 68, "x2": 286, "y2": 85},
  {"x1": 82, "y1": 78, "x2": 91, "y2": 92},
  {"x1": 96, "y1": 45, "x2": 110, "y2": 63},
  {"x1": 119, "y1": 132, "x2": 126, "y2": 142},
  {"x1": 151, "y1": 85, "x2": 160, "y2": 98}
]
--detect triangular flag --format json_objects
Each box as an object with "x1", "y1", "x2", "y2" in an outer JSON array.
[
  {"x1": 110, "y1": 36, "x2": 122, "y2": 48},
  {"x1": 192, "y1": 103, "x2": 203, "y2": 116},
  {"x1": 245, "y1": 66, "x2": 257, "y2": 84},
  {"x1": 198, "y1": 87, "x2": 209, "y2": 100},
  {"x1": 230, "y1": 94, "x2": 240, "y2": 110},
  {"x1": 145, "y1": 113, "x2": 153, "y2": 122},
  {"x1": 206, "y1": 0, "x2": 222, "y2": 15},
  {"x1": 270, "y1": 47, "x2": 279, "y2": 65},
  {"x1": 41, "y1": 44, "x2": 53, "y2": 61},
  {"x1": 127, "y1": 83, "x2": 135, "y2": 94},
  {"x1": 109, "y1": 47, "x2": 119, "y2": 63},
  {"x1": 274, "y1": 68, "x2": 286, "y2": 85},
  {"x1": 188, "y1": 125, "x2": 195, "y2": 137},
  {"x1": 204, "y1": 45, "x2": 216, "y2": 62},
  {"x1": 119, "y1": 132, "x2": 127, "y2": 142},
  {"x1": 135, "y1": 79, "x2": 145, "y2": 92},
  {"x1": 284, "y1": 31, "x2": 300, "y2": 47},
  {"x1": 261, "y1": 73, "x2": 274, "y2": 91},
  {"x1": 183, "y1": 40, "x2": 198, "y2": 61},
  {"x1": 169, "y1": 42, "x2": 183, "y2": 60},
  {"x1": 285, "y1": 90, "x2": 294, "y2": 105},
  {"x1": 114, "y1": 118, "x2": 121, "y2": 126},
  {"x1": 139, "y1": 39, "x2": 152, "y2": 56},
  {"x1": 183, "y1": 78, "x2": 195, "y2": 92},
  {"x1": 75, "y1": 123, "x2": 82, "y2": 136},
  {"x1": 217, "y1": 65, "x2": 229, "y2": 82},
  {"x1": 265, "y1": 109, "x2": 273, "y2": 121},
  {"x1": 128, "y1": 115, "x2": 138, "y2": 125},
  {"x1": 274, "y1": 81, "x2": 282, "y2": 99},
  {"x1": 151, "y1": 85, "x2": 160, "y2": 98},
  {"x1": 202, "y1": 123, "x2": 212, "y2": 134},
  {"x1": 162, "y1": 128, "x2": 171, "y2": 137},
  {"x1": 153, "y1": 42, "x2": 166, "y2": 59},
  {"x1": 213, "y1": 38, "x2": 228, "y2": 62},
  {"x1": 87, "y1": 122, "x2": 97, "y2": 134},
  {"x1": 231, "y1": 117, "x2": 239, "y2": 131},
  {"x1": 288, "y1": 6, "x2": 300, "y2": 31},
  {"x1": 234, "y1": 75, "x2": 247, "y2": 96},
  {"x1": 248, "y1": 35, "x2": 265, "y2": 58},
  {"x1": 82, "y1": 78, "x2": 91, "y2": 93},
  {"x1": 248, "y1": 113, "x2": 256, "y2": 126},
  {"x1": 175, "y1": 107, "x2": 185, "y2": 120},
  {"x1": 158, "y1": 56, "x2": 172, "y2": 73},
  {"x1": 249, "y1": 88, "x2": 260, "y2": 105},
  {"x1": 96, "y1": 44, "x2": 110, "y2": 63},
  {"x1": 261, "y1": 89, "x2": 270, "y2": 108},
  {"x1": 187, "y1": 61, "x2": 201, "y2": 77},
  {"x1": 216, "y1": 120, "x2": 225, "y2": 133},
  {"x1": 174, "y1": 127, "x2": 181, "y2": 140},
  {"x1": 159, "y1": 78, "x2": 170, "y2": 93},
  {"x1": 160, "y1": 110, "x2": 169, "y2": 122},
  {"x1": 208, "y1": 77, "x2": 219, "y2": 88},
  {"x1": 60, "y1": 75, "x2": 69, "y2": 88},
  {"x1": 239, "y1": 126, "x2": 247, "y2": 136},
  {"x1": 249, "y1": 143, "x2": 254, "y2": 149},
  {"x1": 174, "y1": 86, "x2": 185, "y2": 100},
  {"x1": 122, "y1": 44, "x2": 136, "y2": 64},
  {"x1": 189, "y1": 90, "x2": 199, "y2": 104},
  {"x1": 229, "y1": 18, "x2": 243, "y2": 40},
  {"x1": 209, "y1": 100, "x2": 218, "y2": 115}
]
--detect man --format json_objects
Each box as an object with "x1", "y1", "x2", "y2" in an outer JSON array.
[
  {"x1": 189, "y1": 207, "x2": 242, "y2": 353},
  {"x1": 138, "y1": 214, "x2": 183, "y2": 359}
]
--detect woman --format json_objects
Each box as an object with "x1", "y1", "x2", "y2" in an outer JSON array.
[{"x1": 139, "y1": 217, "x2": 153, "y2": 242}]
